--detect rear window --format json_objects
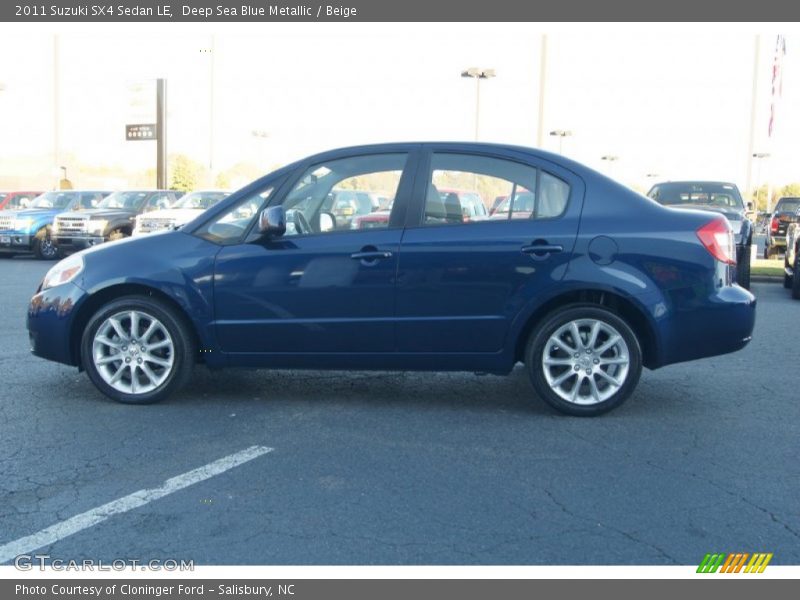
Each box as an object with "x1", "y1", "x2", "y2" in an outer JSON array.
[
  {"x1": 775, "y1": 198, "x2": 800, "y2": 213},
  {"x1": 648, "y1": 182, "x2": 743, "y2": 210}
]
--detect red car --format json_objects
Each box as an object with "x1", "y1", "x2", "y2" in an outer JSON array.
[{"x1": 0, "y1": 191, "x2": 44, "y2": 211}]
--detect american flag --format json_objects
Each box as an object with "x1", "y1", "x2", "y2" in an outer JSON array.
[{"x1": 768, "y1": 35, "x2": 787, "y2": 138}]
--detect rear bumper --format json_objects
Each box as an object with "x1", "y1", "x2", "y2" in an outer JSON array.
[
  {"x1": 657, "y1": 285, "x2": 756, "y2": 367},
  {"x1": 27, "y1": 281, "x2": 87, "y2": 366}
]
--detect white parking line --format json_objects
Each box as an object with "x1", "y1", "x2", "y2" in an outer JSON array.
[{"x1": 0, "y1": 445, "x2": 274, "y2": 564}]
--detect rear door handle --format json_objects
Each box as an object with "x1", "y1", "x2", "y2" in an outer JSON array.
[
  {"x1": 350, "y1": 251, "x2": 393, "y2": 261},
  {"x1": 521, "y1": 243, "x2": 563, "y2": 256}
]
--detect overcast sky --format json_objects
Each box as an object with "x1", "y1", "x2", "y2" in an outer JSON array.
[{"x1": 0, "y1": 23, "x2": 797, "y2": 191}]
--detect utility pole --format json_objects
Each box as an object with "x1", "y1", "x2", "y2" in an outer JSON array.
[
  {"x1": 745, "y1": 35, "x2": 761, "y2": 204},
  {"x1": 536, "y1": 35, "x2": 548, "y2": 148},
  {"x1": 156, "y1": 79, "x2": 167, "y2": 189}
]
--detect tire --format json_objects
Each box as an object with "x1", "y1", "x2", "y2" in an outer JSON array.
[
  {"x1": 785, "y1": 272, "x2": 793, "y2": 289},
  {"x1": 792, "y1": 256, "x2": 800, "y2": 300},
  {"x1": 108, "y1": 228, "x2": 128, "y2": 242},
  {"x1": 525, "y1": 305, "x2": 643, "y2": 417},
  {"x1": 737, "y1": 244, "x2": 751, "y2": 289},
  {"x1": 32, "y1": 226, "x2": 59, "y2": 260},
  {"x1": 80, "y1": 295, "x2": 196, "y2": 404}
]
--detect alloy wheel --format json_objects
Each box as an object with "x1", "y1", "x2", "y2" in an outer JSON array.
[
  {"x1": 92, "y1": 310, "x2": 175, "y2": 394},
  {"x1": 541, "y1": 318, "x2": 630, "y2": 405}
]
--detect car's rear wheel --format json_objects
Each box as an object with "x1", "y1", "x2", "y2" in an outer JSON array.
[
  {"x1": 32, "y1": 226, "x2": 59, "y2": 260},
  {"x1": 737, "y1": 243, "x2": 751, "y2": 289},
  {"x1": 525, "y1": 305, "x2": 642, "y2": 416},
  {"x1": 80, "y1": 295, "x2": 196, "y2": 404},
  {"x1": 792, "y1": 256, "x2": 800, "y2": 300},
  {"x1": 108, "y1": 228, "x2": 127, "y2": 242}
]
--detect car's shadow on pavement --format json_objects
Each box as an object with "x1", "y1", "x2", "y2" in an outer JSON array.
[{"x1": 40, "y1": 360, "x2": 680, "y2": 419}]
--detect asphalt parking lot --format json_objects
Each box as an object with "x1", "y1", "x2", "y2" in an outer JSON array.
[{"x1": 0, "y1": 256, "x2": 798, "y2": 566}]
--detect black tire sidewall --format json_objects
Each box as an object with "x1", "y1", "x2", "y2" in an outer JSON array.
[
  {"x1": 525, "y1": 305, "x2": 643, "y2": 417},
  {"x1": 737, "y1": 244, "x2": 751, "y2": 289},
  {"x1": 793, "y1": 256, "x2": 800, "y2": 300},
  {"x1": 33, "y1": 227, "x2": 58, "y2": 260},
  {"x1": 80, "y1": 295, "x2": 195, "y2": 404}
]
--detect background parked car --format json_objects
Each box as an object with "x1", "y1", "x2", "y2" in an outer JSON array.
[
  {"x1": 0, "y1": 190, "x2": 110, "y2": 259},
  {"x1": 324, "y1": 189, "x2": 376, "y2": 229},
  {"x1": 784, "y1": 207, "x2": 800, "y2": 299},
  {"x1": 437, "y1": 188, "x2": 488, "y2": 222},
  {"x1": 765, "y1": 196, "x2": 800, "y2": 258},
  {"x1": 646, "y1": 181, "x2": 753, "y2": 289},
  {"x1": 133, "y1": 190, "x2": 229, "y2": 235},
  {"x1": 53, "y1": 190, "x2": 179, "y2": 253},
  {"x1": 0, "y1": 191, "x2": 44, "y2": 211},
  {"x1": 27, "y1": 143, "x2": 755, "y2": 416}
]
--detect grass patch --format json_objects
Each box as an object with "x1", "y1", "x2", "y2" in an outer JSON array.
[{"x1": 752, "y1": 258, "x2": 785, "y2": 278}]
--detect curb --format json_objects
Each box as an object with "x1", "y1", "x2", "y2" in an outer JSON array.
[{"x1": 751, "y1": 275, "x2": 783, "y2": 283}]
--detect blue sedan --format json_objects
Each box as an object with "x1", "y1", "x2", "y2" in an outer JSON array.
[{"x1": 27, "y1": 143, "x2": 756, "y2": 415}]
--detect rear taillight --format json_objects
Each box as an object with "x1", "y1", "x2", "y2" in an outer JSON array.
[
  {"x1": 771, "y1": 217, "x2": 779, "y2": 233},
  {"x1": 696, "y1": 218, "x2": 736, "y2": 265}
]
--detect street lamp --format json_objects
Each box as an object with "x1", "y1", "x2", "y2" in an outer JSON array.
[
  {"x1": 752, "y1": 152, "x2": 770, "y2": 213},
  {"x1": 251, "y1": 129, "x2": 269, "y2": 168},
  {"x1": 549, "y1": 130, "x2": 572, "y2": 154},
  {"x1": 461, "y1": 67, "x2": 496, "y2": 141},
  {"x1": 601, "y1": 155, "x2": 620, "y2": 179}
]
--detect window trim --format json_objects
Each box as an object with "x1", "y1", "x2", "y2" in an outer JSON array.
[
  {"x1": 408, "y1": 149, "x2": 573, "y2": 230},
  {"x1": 255, "y1": 149, "x2": 419, "y2": 240}
]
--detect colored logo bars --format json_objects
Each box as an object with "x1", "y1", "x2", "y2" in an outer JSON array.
[{"x1": 697, "y1": 552, "x2": 773, "y2": 573}]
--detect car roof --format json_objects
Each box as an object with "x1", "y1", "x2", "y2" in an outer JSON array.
[{"x1": 651, "y1": 180, "x2": 739, "y2": 187}]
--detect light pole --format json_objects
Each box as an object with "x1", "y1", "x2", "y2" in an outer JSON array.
[
  {"x1": 251, "y1": 129, "x2": 269, "y2": 169},
  {"x1": 461, "y1": 67, "x2": 495, "y2": 141},
  {"x1": 549, "y1": 130, "x2": 572, "y2": 154},
  {"x1": 752, "y1": 152, "x2": 770, "y2": 213}
]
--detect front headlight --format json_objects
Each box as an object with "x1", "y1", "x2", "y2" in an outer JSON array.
[
  {"x1": 42, "y1": 254, "x2": 84, "y2": 290},
  {"x1": 87, "y1": 219, "x2": 107, "y2": 235},
  {"x1": 14, "y1": 217, "x2": 33, "y2": 230}
]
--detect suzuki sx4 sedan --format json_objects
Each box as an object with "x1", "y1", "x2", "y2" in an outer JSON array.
[{"x1": 27, "y1": 144, "x2": 756, "y2": 416}]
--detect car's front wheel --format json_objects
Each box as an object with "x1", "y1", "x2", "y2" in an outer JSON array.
[
  {"x1": 80, "y1": 295, "x2": 196, "y2": 404},
  {"x1": 525, "y1": 305, "x2": 643, "y2": 416},
  {"x1": 32, "y1": 226, "x2": 59, "y2": 260}
]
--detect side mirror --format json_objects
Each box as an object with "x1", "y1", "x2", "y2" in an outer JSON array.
[
  {"x1": 258, "y1": 205, "x2": 286, "y2": 237},
  {"x1": 319, "y1": 211, "x2": 335, "y2": 232},
  {"x1": 746, "y1": 201, "x2": 754, "y2": 211}
]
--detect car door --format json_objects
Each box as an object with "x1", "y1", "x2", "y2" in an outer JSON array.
[
  {"x1": 212, "y1": 149, "x2": 418, "y2": 355},
  {"x1": 395, "y1": 147, "x2": 584, "y2": 353}
]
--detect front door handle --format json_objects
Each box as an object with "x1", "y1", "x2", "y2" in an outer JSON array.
[{"x1": 350, "y1": 250, "x2": 393, "y2": 261}]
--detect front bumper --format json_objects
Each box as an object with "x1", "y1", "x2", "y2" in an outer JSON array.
[
  {"x1": 53, "y1": 235, "x2": 105, "y2": 250},
  {"x1": 0, "y1": 232, "x2": 33, "y2": 251},
  {"x1": 27, "y1": 280, "x2": 87, "y2": 366}
]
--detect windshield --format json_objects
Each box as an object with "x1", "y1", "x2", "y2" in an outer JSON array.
[
  {"x1": 648, "y1": 183, "x2": 744, "y2": 210},
  {"x1": 175, "y1": 192, "x2": 229, "y2": 210},
  {"x1": 776, "y1": 198, "x2": 800, "y2": 213},
  {"x1": 0, "y1": 193, "x2": 7, "y2": 202},
  {"x1": 30, "y1": 192, "x2": 77, "y2": 209},
  {"x1": 98, "y1": 191, "x2": 151, "y2": 209}
]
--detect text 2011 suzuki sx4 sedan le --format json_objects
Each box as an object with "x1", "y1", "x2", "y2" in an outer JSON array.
[{"x1": 27, "y1": 143, "x2": 756, "y2": 416}]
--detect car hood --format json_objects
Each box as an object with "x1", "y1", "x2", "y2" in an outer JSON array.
[
  {"x1": 9, "y1": 208, "x2": 61, "y2": 220},
  {"x1": 137, "y1": 208, "x2": 203, "y2": 222},
  {"x1": 57, "y1": 209, "x2": 136, "y2": 220}
]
